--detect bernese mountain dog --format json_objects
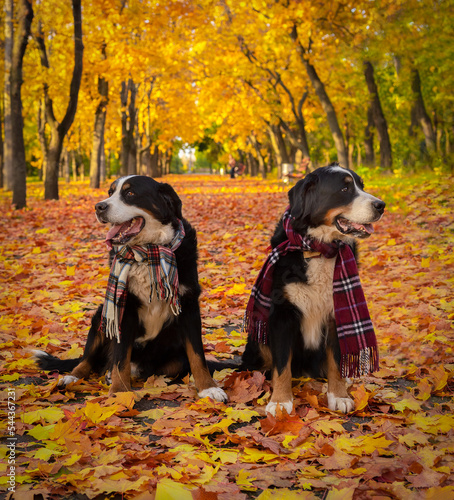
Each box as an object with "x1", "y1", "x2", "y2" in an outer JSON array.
[
  {"x1": 242, "y1": 163, "x2": 385, "y2": 416},
  {"x1": 35, "y1": 175, "x2": 227, "y2": 402}
]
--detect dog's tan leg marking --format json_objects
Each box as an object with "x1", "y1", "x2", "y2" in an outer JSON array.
[
  {"x1": 185, "y1": 340, "x2": 227, "y2": 402},
  {"x1": 259, "y1": 344, "x2": 273, "y2": 371},
  {"x1": 266, "y1": 355, "x2": 293, "y2": 416},
  {"x1": 70, "y1": 359, "x2": 92, "y2": 380},
  {"x1": 109, "y1": 346, "x2": 132, "y2": 394},
  {"x1": 326, "y1": 348, "x2": 354, "y2": 413}
]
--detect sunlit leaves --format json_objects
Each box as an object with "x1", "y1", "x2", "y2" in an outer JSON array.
[{"x1": 0, "y1": 173, "x2": 453, "y2": 497}]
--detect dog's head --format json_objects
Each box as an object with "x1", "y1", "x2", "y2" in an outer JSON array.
[
  {"x1": 288, "y1": 163, "x2": 385, "y2": 242},
  {"x1": 95, "y1": 175, "x2": 182, "y2": 248}
]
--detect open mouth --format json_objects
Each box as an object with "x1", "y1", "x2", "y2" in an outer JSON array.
[
  {"x1": 105, "y1": 217, "x2": 145, "y2": 248},
  {"x1": 335, "y1": 216, "x2": 374, "y2": 238}
]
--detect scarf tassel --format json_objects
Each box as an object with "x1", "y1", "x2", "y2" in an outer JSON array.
[
  {"x1": 243, "y1": 311, "x2": 268, "y2": 345},
  {"x1": 340, "y1": 346, "x2": 379, "y2": 378}
]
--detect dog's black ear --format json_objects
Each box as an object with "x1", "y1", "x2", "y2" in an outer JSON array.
[
  {"x1": 288, "y1": 173, "x2": 319, "y2": 231},
  {"x1": 158, "y1": 183, "x2": 183, "y2": 220}
]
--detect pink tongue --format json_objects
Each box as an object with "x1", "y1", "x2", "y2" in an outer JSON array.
[
  {"x1": 106, "y1": 223, "x2": 126, "y2": 243},
  {"x1": 351, "y1": 221, "x2": 374, "y2": 234},
  {"x1": 105, "y1": 218, "x2": 143, "y2": 249}
]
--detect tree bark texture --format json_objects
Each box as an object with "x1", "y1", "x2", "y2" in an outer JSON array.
[
  {"x1": 364, "y1": 106, "x2": 375, "y2": 166},
  {"x1": 249, "y1": 134, "x2": 267, "y2": 178},
  {"x1": 11, "y1": 0, "x2": 34, "y2": 209},
  {"x1": 120, "y1": 79, "x2": 137, "y2": 176},
  {"x1": 37, "y1": 0, "x2": 83, "y2": 201},
  {"x1": 290, "y1": 26, "x2": 348, "y2": 168},
  {"x1": 3, "y1": 0, "x2": 14, "y2": 191},
  {"x1": 268, "y1": 123, "x2": 290, "y2": 178},
  {"x1": 364, "y1": 61, "x2": 392, "y2": 169},
  {"x1": 410, "y1": 68, "x2": 436, "y2": 152},
  {"x1": 89, "y1": 74, "x2": 108, "y2": 188}
]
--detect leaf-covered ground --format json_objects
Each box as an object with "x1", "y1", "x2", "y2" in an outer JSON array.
[{"x1": 1, "y1": 173, "x2": 453, "y2": 500}]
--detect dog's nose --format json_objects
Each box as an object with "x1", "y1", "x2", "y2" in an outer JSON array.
[
  {"x1": 95, "y1": 202, "x2": 108, "y2": 213},
  {"x1": 373, "y1": 200, "x2": 386, "y2": 214}
]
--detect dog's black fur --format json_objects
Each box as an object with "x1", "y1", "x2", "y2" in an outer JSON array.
[
  {"x1": 241, "y1": 164, "x2": 385, "y2": 415},
  {"x1": 36, "y1": 175, "x2": 227, "y2": 401}
]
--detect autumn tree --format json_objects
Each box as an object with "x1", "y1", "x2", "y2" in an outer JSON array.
[
  {"x1": 364, "y1": 61, "x2": 392, "y2": 170},
  {"x1": 35, "y1": 0, "x2": 83, "y2": 201}
]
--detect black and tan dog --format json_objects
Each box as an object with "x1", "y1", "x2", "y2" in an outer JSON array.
[
  {"x1": 242, "y1": 164, "x2": 385, "y2": 415},
  {"x1": 36, "y1": 175, "x2": 227, "y2": 402}
]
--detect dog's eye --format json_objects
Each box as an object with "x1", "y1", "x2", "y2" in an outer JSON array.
[
  {"x1": 125, "y1": 190, "x2": 135, "y2": 197},
  {"x1": 341, "y1": 186, "x2": 349, "y2": 192},
  {"x1": 108, "y1": 189, "x2": 114, "y2": 197}
]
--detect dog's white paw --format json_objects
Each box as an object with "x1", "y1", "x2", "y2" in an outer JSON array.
[
  {"x1": 198, "y1": 386, "x2": 228, "y2": 403},
  {"x1": 266, "y1": 400, "x2": 293, "y2": 416},
  {"x1": 58, "y1": 375, "x2": 79, "y2": 387},
  {"x1": 327, "y1": 392, "x2": 355, "y2": 413}
]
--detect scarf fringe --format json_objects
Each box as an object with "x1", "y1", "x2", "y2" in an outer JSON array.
[
  {"x1": 149, "y1": 278, "x2": 181, "y2": 316},
  {"x1": 340, "y1": 346, "x2": 379, "y2": 378},
  {"x1": 243, "y1": 311, "x2": 268, "y2": 344}
]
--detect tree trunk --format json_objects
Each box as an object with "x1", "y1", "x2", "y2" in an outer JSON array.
[
  {"x1": 249, "y1": 134, "x2": 266, "y2": 178},
  {"x1": 11, "y1": 0, "x2": 33, "y2": 209},
  {"x1": 364, "y1": 61, "x2": 392, "y2": 169},
  {"x1": 3, "y1": 0, "x2": 14, "y2": 192},
  {"x1": 411, "y1": 68, "x2": 436, "y2": 153},
  {"x1": 89, "y1": 74, "x2": 108, "y2": 188},
  {"x1": 37, "y1": 98, "x2": 47, "y2": 180},
  {"x1": 63, "y1": 148, "x2": 70, "y2": 183},
  {"x1": 290, "y1": 25, "x2": 348, "y2": 168},
  {"x1": 268, "y1": 123, "x2": 290, "y2": 178},
  {"x1": 150, "y1": 145, "x2": 161, "y2": 177},
  {"x1": 364, "y1": 105, "x2": 375, "y2": 166},
  {"x1": 120, "y1": 79, "x2": 137, "y2": 176},
  {"x1": 37, "y1": 0, "x2": 83, "y2": 201},
  {"x1": 0, "y1": 98, "x2": 4, "y2": 188}
]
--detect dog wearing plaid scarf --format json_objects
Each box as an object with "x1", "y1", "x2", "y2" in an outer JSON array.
[
  {"x1": 35, "y1": 176, "x2": 227, "y2": 402},
  {"x1": 242, "y1": 164, "x2": 385, "y2": 416}
]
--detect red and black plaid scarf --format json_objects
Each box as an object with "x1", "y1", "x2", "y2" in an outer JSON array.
[
  {"x1": 244, "y1": 208, "x2": 379, "y2": 378},
  {"x1": 100, "y1": 220, "x2": 185, "y2": 343}
]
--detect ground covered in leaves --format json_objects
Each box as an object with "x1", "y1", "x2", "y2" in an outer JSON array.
[{"x1": 0, "y1": 172, "x2": 453, "y2": 499}]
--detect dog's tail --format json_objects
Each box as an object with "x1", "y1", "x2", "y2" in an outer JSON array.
[{"x1": 33, "y1": 350, "x2": 81, "y2": 373}]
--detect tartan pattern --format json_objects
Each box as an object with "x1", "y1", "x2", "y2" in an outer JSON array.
[
  {"x1": 244, "y1": 208, "x2": 378, "y2": 377},
  {"x1": 100, "y1": 220, "x2": 185, "y2": 343}
]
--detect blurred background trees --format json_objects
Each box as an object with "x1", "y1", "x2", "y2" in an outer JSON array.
[{"x1": 1, "y1": 0, "x2": 452, "y2": 204}]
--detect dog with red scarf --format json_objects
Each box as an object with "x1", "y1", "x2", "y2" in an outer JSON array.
[{"x1": 242, "y1": 163, "x2": 385, "y2": 416}]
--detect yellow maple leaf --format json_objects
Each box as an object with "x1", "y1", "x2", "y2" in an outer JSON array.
[
  {"x1": 236, "y1": 469, "x2": 257, "y2": 491},
  {"x1": 225, "y1": 406, "x2": 259, "y2": 422},
  {"x1": 22, "y1": 407, "x2": 65, "y2": 424},
  {"x1": 84, "y1": 401, "x2": 123, "y2": 424},
  {"x1": 155, "y1": 478, "x2": 193, "y2": 500}
]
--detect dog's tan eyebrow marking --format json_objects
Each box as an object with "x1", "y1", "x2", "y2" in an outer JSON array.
[
  {"x1": 344, "y1": 176, "x2": 353, "y2": 183},
  {"x1": 109, "y1": 181, "x2": 117, "y2": 192},
  {"x1": 121, "y1": 182, "x2": 131, "y2": 191}
]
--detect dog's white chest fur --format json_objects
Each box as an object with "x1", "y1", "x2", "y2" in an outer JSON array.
[
  {"x1": 128, "y1": 263, "x2": 172, "y2": 343},
  {"x1": 284, "y1": 257, "x2": 335, "y2": 349}
]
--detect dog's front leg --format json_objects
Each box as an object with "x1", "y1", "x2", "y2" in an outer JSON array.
[
  {"x1": 266, "y1": 302, "x2": 300, "y2": 416},
  {"x1": 110, "y1": 341, "x2": 133, "y2": 394},
  {"x1": 326, "y1": 348, "x2": 354, "y2": 413},
  {"x1": 109, "y1": 306, "x2": 139, "y2": 394},
  {"x1": 181, "y1": 299, "x2": 227, "y2": 402}
]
